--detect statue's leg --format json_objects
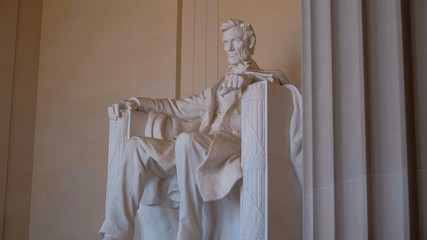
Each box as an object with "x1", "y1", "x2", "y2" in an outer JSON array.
[
  {"x1": 175, "y1": 132, "x2": 214, "y2": 240},
  {"x1": 100, "y1": 137, "x2": 176, "y2": 240}
]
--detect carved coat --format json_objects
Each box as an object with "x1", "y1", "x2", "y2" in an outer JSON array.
[{"x1": 131, "y1": 66, "x2": 293, "y2": 206}]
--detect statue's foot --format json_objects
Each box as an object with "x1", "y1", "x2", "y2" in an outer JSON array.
[
  {"x1": 103, "y1": 237, "x2": 117, "y2": 240},
  {"x1": 102, "y1": 234, "x2": 117, "y2": 240}
]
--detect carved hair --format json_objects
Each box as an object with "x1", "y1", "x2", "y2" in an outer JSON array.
[{"x1": 220, "y1": 19, "x2": 256, "y2": 54}]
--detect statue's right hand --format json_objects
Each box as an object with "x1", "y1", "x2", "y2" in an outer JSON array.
[{"x1": 108, "y1": 99, "x2": 138, "y2": 120}]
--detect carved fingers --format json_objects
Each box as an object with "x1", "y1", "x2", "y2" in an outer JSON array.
[
  {"x1": 108, "y1": 99, "x2": 138, "y2": 120},
  {"x1": 107, "y1": 106, "x2": 116, "y2": 120},
  {"x1": 219, "y1": 73, "x2": 253, "y2": 96},
  {"x1": 125, "y1": 100, "x2": 138, "y2": 111}
]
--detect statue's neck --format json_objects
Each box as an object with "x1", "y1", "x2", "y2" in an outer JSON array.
[{"x1": 229, "y1": 59, "x2": 260, "y2": 74}]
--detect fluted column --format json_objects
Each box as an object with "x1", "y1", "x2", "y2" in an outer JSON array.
[
  {"x1": 302, "y1": 0, "x2": 337, "y2": 239},
  {"x1": 365, "y1": 0, "x2": 410, "y2": 238},
  {"x1": 331, "y1": 0, "x2": 368, "y2": 239},
  {"x1": 302, "y1": 0, "x2": 425, "y2": 239},
  {"x1": 410, "y1": 0, "x2": 427, "y2": 238}
]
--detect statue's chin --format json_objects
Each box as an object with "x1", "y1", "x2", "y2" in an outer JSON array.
[
  {"x1": 227, "y1": 54, "x2": 251, "y2": 66},
  {"x1": 227, "y1": 57, "x2": 241, "y2": 66}
]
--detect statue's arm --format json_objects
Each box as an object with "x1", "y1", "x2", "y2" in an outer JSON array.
[
  {"x1": 108, "y1": 85, "x2": 211, "y2": 121},
  {"x1": 131, "y1": 95, "x2": 205, "y2": 120}
]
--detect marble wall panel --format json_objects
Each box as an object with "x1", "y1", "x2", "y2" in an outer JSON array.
[{"x1": 30, "y1": 1, "x2": 179, "y2": 239}]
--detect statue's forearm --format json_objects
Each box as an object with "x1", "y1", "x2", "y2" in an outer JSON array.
[
  {"x1": 130, "y1": 97, "x2": 168, "y2": 113},
  {"x1": 130, "y1": 96, "x2": 204, "y2": 120}
]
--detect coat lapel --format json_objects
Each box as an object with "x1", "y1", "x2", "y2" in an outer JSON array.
[{"x1": 199, "y1": 80, "x2": 221, "y2": 133}]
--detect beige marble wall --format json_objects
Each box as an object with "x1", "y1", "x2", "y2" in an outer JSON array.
[
  {"x1": 29, "y1": 0, "x2": 300, "y2": 239},
  {"x1": 0, "y1": 0, "x2": 42, "y2": 239},
  {"x1": 29, "y1": 1, "x2": 179, "y2": 239}
]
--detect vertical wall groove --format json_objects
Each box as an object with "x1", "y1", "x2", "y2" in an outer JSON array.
[
  {"x1": 2, "y1": 0, "x2": 20, "y2": 233},
  {"x1": 410, "y1": 0, "x2": 427, "y2": 238},
  {"x1": 302, "y1": 0, "x2": 314, "y2": 239},
  {"x1": 0, "y1": 0, "x2": 20, "y2": 236},
  {"x1": 2, "y1": 0, "x2": 42, "y2": 239},
  {"x1": 360, "y1": 0, "x2": 373, "y2": 237},
  {"x1": 205, "y1": 4, "x2": 208, "y2": 89},
  {"x1": 331, "y1": 0, "x2": 368, "y2": 238},
  {"x1": 175, "y1": 0, "x2": 183, "y2": 98},
  {"x1": 192, "y1": 0, "x2": 196, "y2": 94},
  {"x1": 400, "y1": 0, "x2": 419, "y2": 238}
]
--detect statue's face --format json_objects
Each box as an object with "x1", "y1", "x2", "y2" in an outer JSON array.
[{"x1": 222, "y1": 26, "x2": 252, "y2": 65}]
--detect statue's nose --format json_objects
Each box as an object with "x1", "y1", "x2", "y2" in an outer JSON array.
[{"x1": 227, "y1": 43, "x2": 234, "y2": 51}]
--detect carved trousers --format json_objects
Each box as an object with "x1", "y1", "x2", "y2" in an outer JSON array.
[{"x1": 99, "y1": 132, "x2": 214, "y2": 240}]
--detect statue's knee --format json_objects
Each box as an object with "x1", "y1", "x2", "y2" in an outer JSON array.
[
  {"x1": 123, "y1": 138, "x2": 147, "y2": 167},
  {"x1": 176, "y1": 132, "x2": 199, "y2": 148},
  {"x1": 124, "y1": 138, "x2": 140, "y2": 155}
]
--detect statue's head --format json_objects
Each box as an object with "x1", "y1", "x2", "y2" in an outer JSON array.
[{"x1": 220, "y1": 19, "x2": 256, "y2": 66}]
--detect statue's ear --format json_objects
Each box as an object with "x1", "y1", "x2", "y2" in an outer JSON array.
[{"x1": 249, "y1": 35, "x2": 256, "y2": 49}]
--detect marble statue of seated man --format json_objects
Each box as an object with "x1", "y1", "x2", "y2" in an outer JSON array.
[{"x1": 99, "y1": 19, "x2": 291, "y2": 240}]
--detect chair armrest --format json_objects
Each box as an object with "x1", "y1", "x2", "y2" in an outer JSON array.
[
  {"x1": 107, "y1": 110, "x2": 149, "y2": 176},
  {"x1": 240, "y1": 81, "x2": 302, "y2": 239},
  {"x1": 105, "y1": 110, "x2": 148, "y2": 215}
]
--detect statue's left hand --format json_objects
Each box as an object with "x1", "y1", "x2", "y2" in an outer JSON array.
[
  {"x1": 108, "y1": 99, "x2": 138, "y2": 120},
  {"x1": 219, "y1": 73, "x2": 253, "y2": 96}
]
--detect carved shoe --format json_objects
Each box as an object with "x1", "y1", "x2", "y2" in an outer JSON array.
[{"x1": 103, "y1": 236, "x2": 117, "y2": 240}]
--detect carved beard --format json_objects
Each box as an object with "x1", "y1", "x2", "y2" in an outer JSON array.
[{"x1": 227, "y1": 42, "x2": 252, "y2": 66}]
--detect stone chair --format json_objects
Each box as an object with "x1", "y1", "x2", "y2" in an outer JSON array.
[{"x1": 104, "y1": 81, "x2": 302, "y2": 240}]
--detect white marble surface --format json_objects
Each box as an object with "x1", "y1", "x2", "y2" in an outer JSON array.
[{"x1": 101, "y1": 19, "x2": 302, "y2": 240}]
